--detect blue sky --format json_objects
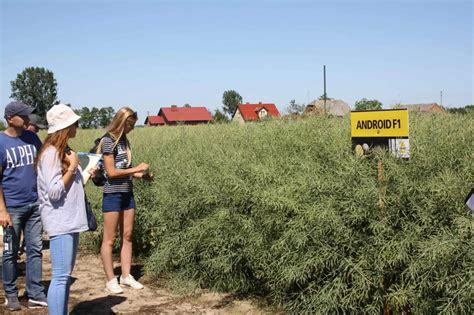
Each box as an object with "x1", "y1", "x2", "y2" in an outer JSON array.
[{"x1": 1, "y1": 0, "x2": 472, "y2": 121}]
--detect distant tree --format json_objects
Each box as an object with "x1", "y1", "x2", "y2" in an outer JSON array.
[
  {"x1": 184, "y1": 103, "x2": 191, "y2": 107},
  {"x1": 98, "y1": 107, "x2": 115, "y2": 128},
  {"x1": 222, "y1": 90, "x2": 242, "y2": 116},
  {"x1": 446, "y1": 105, "x2": 474, "y2": 115},
  {"x1": 212, "y1": 109, "x2": 229, "y2": 123},
  {"x1": 90, "y1": 107, "x2": 100, "y2": 128},
  {"x1": 76, "y1": 106, "x2": 114, "y2": 128},
  {"x1": 77, "y1": 107, "x2": 93, "y2": 129},
  {"x1": 10, "y1": 67, "x2": 58, "y2": 118},
  {"x1": 355, "y1": 98, "x2": 383, "y2": 111},
  {"x1": 286, "y1": 99, "x2": 306, "y2": 115},
  {"x1": 0, "y1": 120, "x2": 5, "y2": 131}
]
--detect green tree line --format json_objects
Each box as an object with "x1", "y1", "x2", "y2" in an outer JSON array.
[
  {"x1": 75, "y1": 107, "x2": 115, "y2": 129},
  {"x1": 8, "y1": 67, "x2": 115, "y2": 128}
]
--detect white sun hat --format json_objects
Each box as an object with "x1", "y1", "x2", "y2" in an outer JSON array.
[{"x1": 47, "y1": 104, "x2": 81, "y2": 134}]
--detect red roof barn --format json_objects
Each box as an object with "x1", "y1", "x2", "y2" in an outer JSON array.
[
  {"x1": 144, "y1": 105, "x2": 212, "y2": 126},
  {"x1": 144, "y1": 115, "x2": 165, "y2": 126},
  {"x1": 232, "y1": 103, "x2": 280, "y2": 123}
]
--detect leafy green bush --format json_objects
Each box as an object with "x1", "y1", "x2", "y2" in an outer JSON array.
[{"x1": 73, "y1": 113, "x2": 473, "y2": 314}]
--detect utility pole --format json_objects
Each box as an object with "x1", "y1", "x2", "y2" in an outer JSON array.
[
  {"x1": 440, "y1": 91, "x2": 443, "y2": 106},
  {"x1": 323, "y1": 65, "x2": 327, "y2": 115}
]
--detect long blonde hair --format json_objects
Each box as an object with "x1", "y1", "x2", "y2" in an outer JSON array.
[{"x1": 98, "y1": 107, "x2": 137, "y2": 166}]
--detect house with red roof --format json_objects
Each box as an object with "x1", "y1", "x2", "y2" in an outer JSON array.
[
  {"x1": 144, "y1": 105, "x2": 212, "y2": 126},
  {"x1": 232, "y1": 102, "x2": 280, "y2": 124},
  {"x1": 144, "y1": 115, "x2": 165, "y2": 126}
]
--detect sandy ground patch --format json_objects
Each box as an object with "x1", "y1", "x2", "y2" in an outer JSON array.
[{"x1": 0, "y1": 239, "x2": 278, "y2": 314}]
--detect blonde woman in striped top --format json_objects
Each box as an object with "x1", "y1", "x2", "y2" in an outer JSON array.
[{"x1": 97, "y1": 107, "x2": 151, "y2": 294}]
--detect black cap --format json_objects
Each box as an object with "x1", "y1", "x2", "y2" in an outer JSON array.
[
  {"x1": 28, "y1": 114, "x2": 47, "y2": 129},
  {"x1": 5, "y1": 101, "x2": 35, "y2": 117}
]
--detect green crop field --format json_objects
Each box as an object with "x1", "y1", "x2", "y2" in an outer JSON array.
[{"x1": 69, "y1": 112, "x2": 473, "y2": 314}]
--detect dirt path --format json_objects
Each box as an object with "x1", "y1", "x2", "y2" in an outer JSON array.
[{"x1": 0, "y1": 240, "x2": 275, "y2": 314}]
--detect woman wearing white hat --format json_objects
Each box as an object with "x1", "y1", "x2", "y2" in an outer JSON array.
[{"x1": 36, "y1": 104, "x2": 88, "y2": 315}]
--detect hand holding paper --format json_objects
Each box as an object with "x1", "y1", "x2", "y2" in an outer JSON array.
[{"x1": 78, "y1": 152, "x2": 102, "y2": 184}]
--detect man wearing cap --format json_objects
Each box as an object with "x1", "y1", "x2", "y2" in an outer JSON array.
[
  {"x1": 0, "y1": 101, "x2": 47, "y2": 311},
  {"x1": 26, "y1": 114, "x2": 47, "y2": 134},
  {"x1": 16, "y1": 114, "x2": 47, "y2": 259}
]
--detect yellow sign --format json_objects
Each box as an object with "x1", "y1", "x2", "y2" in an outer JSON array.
[{"x1": 350, "y1": 109, "x2": 409, "y2": 137}]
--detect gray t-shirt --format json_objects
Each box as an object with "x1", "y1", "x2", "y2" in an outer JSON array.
[{"x1": 101, "y1": 135, "x2": 133, "y2": 194}]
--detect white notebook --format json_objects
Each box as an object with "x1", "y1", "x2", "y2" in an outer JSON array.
[{"x1": 78, "y1": 152, "x2": 102, "y2": 184}]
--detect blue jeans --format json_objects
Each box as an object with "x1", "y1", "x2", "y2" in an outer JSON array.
[
  {"x1": 48, "y1": 233, "x2": 79, "y2": 315},
  {"x1": 2, "y1": 202, "x2": 45, "y2": 299}
]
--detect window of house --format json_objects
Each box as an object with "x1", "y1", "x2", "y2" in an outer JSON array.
[{"x1": 258, "y1": 109, "x2": 268, "y2": 119}]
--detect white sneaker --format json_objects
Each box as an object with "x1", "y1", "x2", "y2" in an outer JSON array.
[
  {"x1": 105, "y1": 277, "x2": 123, "y2": 294},
  {"x1": 120, "y1": 274, "x2": 144, "y2": 290}
]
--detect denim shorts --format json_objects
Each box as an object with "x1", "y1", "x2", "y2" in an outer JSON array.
[{"x1": 102, "y1": 192, "x2": 136, "y2": 212}]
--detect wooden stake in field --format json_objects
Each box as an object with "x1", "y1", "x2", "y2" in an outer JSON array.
[
  {"x1": 378, "y1": 160, "x2": 386, "y2": 213},
  {"x1": 378, "y1": 159, "x2": 391, "y2": 315}
]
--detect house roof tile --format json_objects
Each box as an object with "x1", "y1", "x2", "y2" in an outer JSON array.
[
  {"x1": 236, "y1": 103, "x2": 280, "y2": 121},
  {"x1": 159, "y1": 106, "x2": 212, "y2": 122},
  {"x1": 145, "y1": 115, "x2": 165, "y2": 125}
]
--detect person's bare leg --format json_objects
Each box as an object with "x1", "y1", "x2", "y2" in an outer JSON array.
[
  {"x1": 100, "y1": 211, "x2": 120, "y2": 281},
  {"x1": 119, "y1": 208, "x2": 135, "y2": 277}
]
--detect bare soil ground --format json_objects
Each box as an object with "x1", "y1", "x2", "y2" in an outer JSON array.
[{"x1": 0, "y1": 239, "x2": 279, "y2": 314}]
